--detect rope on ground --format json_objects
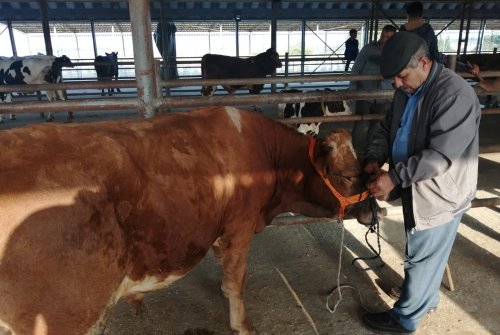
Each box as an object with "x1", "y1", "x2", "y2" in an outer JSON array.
[{"x1": 276, "y1": 268, "x2": 319, "y2": 335}]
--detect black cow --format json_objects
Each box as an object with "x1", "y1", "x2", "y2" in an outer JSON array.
[
  {"x1": 94, "y1": 52, "x2": 120, "y2": 96},
  {"x1": 201, "y1": 48, "x2": 282, "y2": 96},
  {"x1": 0, "y1": 55, "x2": 74, "y2": 122}
]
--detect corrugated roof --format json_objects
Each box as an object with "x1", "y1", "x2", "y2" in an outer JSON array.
[{"x1": 0, "y1": 1, "x2": 499, "y2": 21}]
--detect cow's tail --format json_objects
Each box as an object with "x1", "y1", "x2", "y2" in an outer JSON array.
[{"x1": 200, "y1": 55, "x2": 214, "y2": 96}]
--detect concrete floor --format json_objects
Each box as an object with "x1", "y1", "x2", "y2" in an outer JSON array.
[{"x1": 0, "y1": 103, "x2": 499, "y2": 335}]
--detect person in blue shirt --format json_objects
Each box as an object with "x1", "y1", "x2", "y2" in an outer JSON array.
[
  {"x1": 344, "y1": 29, "x2": 359, "y2": 72},
  {"x1": 362, "y1": 31, "x2": 481, "y2": 334}
]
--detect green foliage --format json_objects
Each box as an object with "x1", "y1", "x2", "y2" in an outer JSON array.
[
  {"x1": 288, "y1": 43, "x2": 313, "y2": 55},
  {"x1": 438, "y1": 35, "x2": 454, "y2": 53},
  {"x1": 482, "y1": 33, "x2": 500, "y2": 51}
]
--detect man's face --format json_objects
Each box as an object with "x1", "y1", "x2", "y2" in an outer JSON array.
[
  {"x1": 380, "y1": 31, "x2": 395, "y2": 49},
  {"x1": 392, "y1": 57, "x2": 431, "y2": 94}
]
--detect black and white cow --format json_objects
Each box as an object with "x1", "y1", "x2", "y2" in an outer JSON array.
[
  {"x1": 278, "y1": 88, "x2": 304, "y2": 119},
  {"x1": 201, "y1": 48, "x2": 282, "y2": 96},
  {"x1": 94, "y1": 52, "x2": 120, "y2": 96},
  {"x1": 279, "y1": 88, "x2": 352, "y2": 135},
  {"x1": 0, "y1": 55, "x2": 74, "y2": 122}
]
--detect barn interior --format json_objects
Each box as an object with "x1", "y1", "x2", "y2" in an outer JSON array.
[{"x1": 0, "y1": 1, "x2": 499, "y2": 335}]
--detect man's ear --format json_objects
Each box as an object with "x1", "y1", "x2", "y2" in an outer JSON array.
[{"x1": 420, "y1": 56, "x2": 432, "y2": 69}]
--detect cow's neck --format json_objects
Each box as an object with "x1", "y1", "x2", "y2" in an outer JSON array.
[{"x1": 261, "y1": 131, "x2": 335, "y2": 226}]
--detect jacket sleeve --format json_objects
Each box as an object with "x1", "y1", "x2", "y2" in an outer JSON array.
[
  {"x1": 364, "y1": 98, "x2": 393, "y2": 166},
  {"x1": 393, "y1": 92, "x2": 480, "y2": 188},
  {"x1": 349, "y1": 45, "x2": 368, "y2": 89}
]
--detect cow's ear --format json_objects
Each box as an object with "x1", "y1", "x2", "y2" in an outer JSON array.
[{"x1": 314, "y1": 138, "x2": 334, "y2": 177}]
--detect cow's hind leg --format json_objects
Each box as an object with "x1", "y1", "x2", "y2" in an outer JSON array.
[{"x1": 213, "y1": 227, "x2": 257, "y2": 335}]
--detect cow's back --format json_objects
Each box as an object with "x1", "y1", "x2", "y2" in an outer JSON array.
[
  {"x1": 0, "y1": 56, "x2": 55, "y2": 85},
  {"x1": 201, "y1": 54, "x2": 259, "y2": 79}
]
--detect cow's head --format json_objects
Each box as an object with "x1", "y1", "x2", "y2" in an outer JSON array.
[
  {"x1": 55, "y1": 55, "x2": 74, "y2": 68},
  {"x1": 265, "y1": 48, "x2": 283, "y2": 68},
  {"x1": 306, "y1": 129, "x2": 378, "y2": 225},
  {"x1": 105, "y1": 52, "x2": 119, "y2": 62}
]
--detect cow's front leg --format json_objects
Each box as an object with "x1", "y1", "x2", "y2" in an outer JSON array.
[{"x1": 215, "y1": 229, "x2": 256, "y2": 335}]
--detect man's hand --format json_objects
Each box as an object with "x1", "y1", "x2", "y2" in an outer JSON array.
[
  {"x1": 366, "y1": 171, "x2": 395, "y2": 201},
  {"x1": 469, "y1": 64, "x2": 480, "y2": 76},
  {"x1": 363, "y1": 160, "x2": 380, "y2": 175}
]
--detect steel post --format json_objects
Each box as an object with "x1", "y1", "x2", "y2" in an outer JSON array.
[{"x1": 129, "y1": 0, "x2": 157, "y2": 118}]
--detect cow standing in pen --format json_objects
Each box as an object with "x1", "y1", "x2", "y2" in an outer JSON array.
[
  {"x1": 279, "y1": 88, "x2": 352, "y2": 135},
  {"x1": 0, "y1": 107, "x2": 376, "y2": 335},
  {"x1": 94, "y1": 52, "x2": 120, "y2": 96},
  {"x1": 0, "y1": 55, "x2": 74, "y2": 122},
  {"x1": 201, "y1": 48, "x2": 282, "y2": 96}
]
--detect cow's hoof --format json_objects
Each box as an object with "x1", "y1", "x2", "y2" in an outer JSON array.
[{"x1": 46, "y1": 117, "x2": 55, "y2": 122}]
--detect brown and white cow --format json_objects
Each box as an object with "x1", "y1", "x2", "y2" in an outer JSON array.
[{"x1": 0, "y1": 107, "x2": 373, "y2": 335}]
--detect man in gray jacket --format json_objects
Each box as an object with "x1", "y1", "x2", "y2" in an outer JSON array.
[
  {"x1": 350, "y1": 24, "x2": 396, "y2": 154},
  {"x1": 362, "y1": 32, "x2": 481, "y2": 334}
]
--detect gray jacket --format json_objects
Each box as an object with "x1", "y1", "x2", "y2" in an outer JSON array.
[
  {"x1": 365, "y1": 62, "x2": 481, "y2": 231},
  {"x1": 349, "y1": 41, "x2": 393, "y2": 91}
]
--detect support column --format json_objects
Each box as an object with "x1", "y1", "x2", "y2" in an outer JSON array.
[
  {"x1": 235, "y1": 15, "x2": 240, "y2": 57},
  {"x1": 7, "y1": 21, "x2": 17, "y2": 56},
  {"x1": 40, "y1": 0, "x2": 53, "y2": 55},
  {"x1": 301, "y1": 19, "x2": 305, "y2": 76},
  {"x1": 91, "y1": 20, "x2": 98, "y2": 57},
  {"x1": 271, "y1": 0, "x2": 278, "y2": 92},
  {"x1": 129, "y1": 0, "x2": 157, "y2": 118}
]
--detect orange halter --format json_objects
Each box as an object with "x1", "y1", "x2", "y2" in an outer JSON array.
[{"x1": 308, "y1": 137, "x2": 369, "y2": 219}]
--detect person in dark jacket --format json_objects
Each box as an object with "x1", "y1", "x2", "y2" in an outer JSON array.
[
  {"x1": 344, "y1": 29, "x2": 359, "y2": 72},
  {"x1": 349, "y1": 25, "x2": 397, "y2": 155},
  {"x1": 400, "y1": 1, "x2": 440, "y2": 62},
  {"x1": 361, "y1": 32, "x2": 480, "y2": 334}
]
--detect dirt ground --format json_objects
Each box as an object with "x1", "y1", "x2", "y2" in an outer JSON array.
[{"x1": 0, "y1": 106, "x2": 499, "y2": 335}]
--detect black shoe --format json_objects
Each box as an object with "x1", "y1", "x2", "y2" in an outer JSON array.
[{"x1": 362, "y1": 311, "x2": 415, "y2": 334}]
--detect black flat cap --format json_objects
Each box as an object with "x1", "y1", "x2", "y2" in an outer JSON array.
[{"x1": 380, "y1": 31, "x2": 425, "y2": 78}]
